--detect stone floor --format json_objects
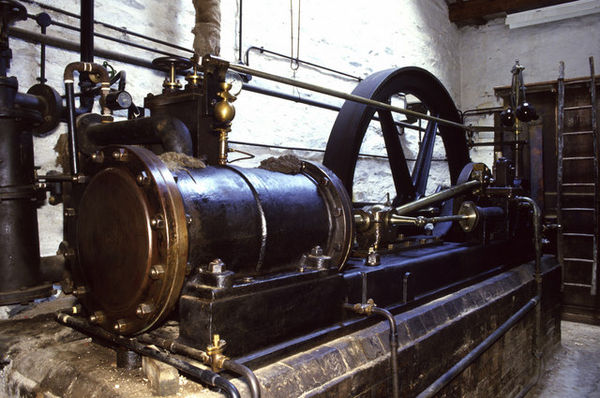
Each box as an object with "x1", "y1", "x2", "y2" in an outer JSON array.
[{"x1": 528, "y1": 321, "x2": 600, "y2": 398}]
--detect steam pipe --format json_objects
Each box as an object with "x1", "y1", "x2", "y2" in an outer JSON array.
[
  {"x1": 64, "y1": 81, "x2": 78, "y2": 175},
  {"x1": 80, "y1": 116, "x2": 193, "y2": 156},
  {"x1": 417, "y1": 196, "x2": 543, "y2": 398},
  {"x1": 63, "y1": 62, "x2": 111, "y2": 175},
  {"x1": 57, "y1": 313, "x2": 241, "y2": 398},
  {"x1": 14, "y1": 92, "x2": 44, "y2": 112},
  {"x1": 415, "y1": 297, "x2": 539, "y2": 398},
  {"x1": 344, "y1": 302, "x2": 399, "y2": 398},
  {"x1": 223, "y1": 360, "x2": 261, "y2": 398},
  {"x1": 394, "y1": 179, "x2": 481, "y2": 216},
  {"x1": 137, "y1": 334, "x2": 261, "y2": 398},
  {"x1": 515, "y1": 196, "x2": 543, "y2": 356}
]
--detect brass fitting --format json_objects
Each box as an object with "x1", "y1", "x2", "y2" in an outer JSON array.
[
  {"x1": 206, "y1": 334, "x2": 228, "y2": 372},
  {"x1": 214, "y1": 82, "x2": 237, "y2": 165},
  {"x1": 352, "y1": 298, "x2": 376, "y2": 316}
]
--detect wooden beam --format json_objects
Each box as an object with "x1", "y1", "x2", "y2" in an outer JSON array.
[{"x1": 449, "y1": 0, "x2": 580, "y2": 24}]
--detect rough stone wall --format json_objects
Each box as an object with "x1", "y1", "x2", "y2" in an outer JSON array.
[
  {"x1": 10, "y1": 0, "x2": 460, "y2": 256},
  {"x1": 459, "y1": 13, "x2": 600, "y2": 165}
]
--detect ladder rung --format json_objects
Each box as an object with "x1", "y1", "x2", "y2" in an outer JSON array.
[
  {"x1": 561, "y1": 190, "x2": 595, "y2": 196},
  {"x1": 562, "y1": 232, "x2": 595, "y2": 237},
  {"x1": 562, "y1": 130, "x2": 594, "y2": 136},
  {"x1": 560, "y1": 207, "x2": 595, "y2": 211},
  {"x1": 563, "y1": 257, "x2": 595, "y2": 263},
  {"x1": 562, "y1": 156, "x2": 595, "y2": 161},
  {"x1": 564, "y1": 105, "x2": 593, "y2": 111},
  {"x1": 562, "y1": 183, "x2": 595, "y2": 187},
  {"x1": 563, "y1": 282, "x2": 593, "y2": 288}
]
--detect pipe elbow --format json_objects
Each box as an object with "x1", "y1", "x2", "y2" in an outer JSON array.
[
  {"x1": 152, "y1": 116, "x2": 193, "y2": 156},
  {"x1": 63, "y1": 62, "x2": 110, "y2": 83}
]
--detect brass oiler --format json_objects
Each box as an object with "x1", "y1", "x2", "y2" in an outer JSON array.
[{"x1": 214, "y1": 82, "x2": 237, "y2": 165}]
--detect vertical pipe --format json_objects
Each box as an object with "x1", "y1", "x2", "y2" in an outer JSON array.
[
  {"x1": 344, "y1": 303, "x2": 399, "y2": 398},
  {"x1": 64, "y1": 81, "x2": 79, "y2": 175},
  {"x1": 80, "y1": 0, "x2": 94, "y2": 62},
  {"x1": 238, "y1": 0, "x2": 243, "y2": 62}
]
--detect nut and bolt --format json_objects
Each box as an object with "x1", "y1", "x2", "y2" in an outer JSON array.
[
  {"x1": 73, "y1": 286, "x2": 87, "y2": 296},
  {"x1": 113, "y1": 319, "x2": 129, "y2": 333},
  {"x1": 136, "y1": 171, "x2": 150, "y2": 186},
  {"x1": 310, "y1": 246, "x2": 323, "y2": 256},
  {"x1": 151, "y1": 214, "x2": 165, "y2": 229},
  {"x1": 89, "y1": 311, "x2": 105, "y2": 324},
  {"x1": 136, "y1": 303, "x2": 154, "y2": 318},
  {"x1": 208, "y1": 258, "x2": 225, "y2": 273},
  {"x1": 91, "y1": 151, "x2": 104, "y2": 163},
  {"x1": 149, "y1": 265, "x2": 165, "y2": 280},
  {"x1": 112, "y1": 149, "x2": 128, "y2": 161},
  {"x1": 365, "y1": 248, "x2": 380, "y2": 266}
]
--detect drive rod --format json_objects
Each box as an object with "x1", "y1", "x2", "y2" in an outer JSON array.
[
  {"x1": 394, "y1": 179, "x2": 481, "y2": 216},
  {"x1": 228, "y1": 63, "x2": 474, "y2": 132}
]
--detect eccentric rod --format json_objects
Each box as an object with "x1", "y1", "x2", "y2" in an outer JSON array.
[{"x1": 228, "y1": 63, "x2": 473, "y2": 132}]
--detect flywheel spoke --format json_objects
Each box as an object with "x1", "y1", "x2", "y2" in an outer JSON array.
[
  {"x1": 378, "y1": 109, "x2": 416, "y2": 204},
  {"x1": 412, "y1": 118, "x2": 438, "y2": 199}
]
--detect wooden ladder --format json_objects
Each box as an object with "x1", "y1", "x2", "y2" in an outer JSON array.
[{"x1": 557, "y1": 56, "x2": 598, "y2": 296}]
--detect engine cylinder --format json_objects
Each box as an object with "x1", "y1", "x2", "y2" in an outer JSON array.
[{"x1": 72, "y1": 145, "x2": 353, "y2": 334}]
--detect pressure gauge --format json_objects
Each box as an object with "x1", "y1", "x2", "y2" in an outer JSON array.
[{"x1": 225, "y1": 71, "x2": 243, "y2": 96}]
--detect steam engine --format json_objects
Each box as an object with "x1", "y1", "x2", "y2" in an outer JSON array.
[{"x1": 0, "y1": 0, "x2": 538, "y2": 368}]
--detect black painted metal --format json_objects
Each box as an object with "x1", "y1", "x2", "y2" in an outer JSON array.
[
  {"x1": 175, "y1": 166, "x2": 333, "y2": 276},
  {"x1": 78, "y1": 0, "x2": 94, "y2": 111},
  {"x1": 412, "y1": 119, "x2": 438, "y2": 199},
  {"x1": 180, "y1": 239, "x2": 532, "y2": 359},
  {"x1": 143, "y1": 87, "x2": 218, "y2": 162},
  {"x1": 0, "y1": 0, "x2": 54, "y2": 304},
  {"x1": 323, "y1": 67, "x2": 471, "y2": 203},
  {"x1": 78, "y1": 114, "x2": 193, "y2": 156},
  {"x1": 80, "y1": 0, "x2": 93, "y2": 62}
]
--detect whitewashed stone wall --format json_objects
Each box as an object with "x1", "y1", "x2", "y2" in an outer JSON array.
[{"x1": 460, "y1": 13, "x2": 600, "y2": 164}]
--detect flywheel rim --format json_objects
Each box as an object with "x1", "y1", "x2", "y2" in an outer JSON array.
[{"x1": 323, "y1": 67, "x2": 471, "y2": 206}]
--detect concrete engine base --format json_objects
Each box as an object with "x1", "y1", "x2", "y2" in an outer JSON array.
[{"x1": 0, "y1": 257, "x2": 560, "y2": 398}]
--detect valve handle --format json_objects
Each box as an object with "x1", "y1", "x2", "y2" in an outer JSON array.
[{"x1": 152, "y1": 56, "x2": 193, "y2": 73}]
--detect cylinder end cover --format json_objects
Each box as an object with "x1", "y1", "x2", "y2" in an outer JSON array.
[{"x1": 73, "y1": 146, "x2": 188, "y2": 335}]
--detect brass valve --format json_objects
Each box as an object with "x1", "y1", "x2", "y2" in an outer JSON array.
[
  {"x1": 206, "y1": 334, "x2": 228, "y2": 372},
  {"x1": 352, "y1": 298, "x2": 376, "y2": 316}
]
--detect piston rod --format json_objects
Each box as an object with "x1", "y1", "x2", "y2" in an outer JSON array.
[
  {"x1": 389, "y1": 214, "x2": 469, "y2": 227},
  {"x1": 394, "y1": 179, "x2": 481, "y2": 216},
  {"x1": 228, "y1": 62, "x2": 474, "y2": 132}
]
